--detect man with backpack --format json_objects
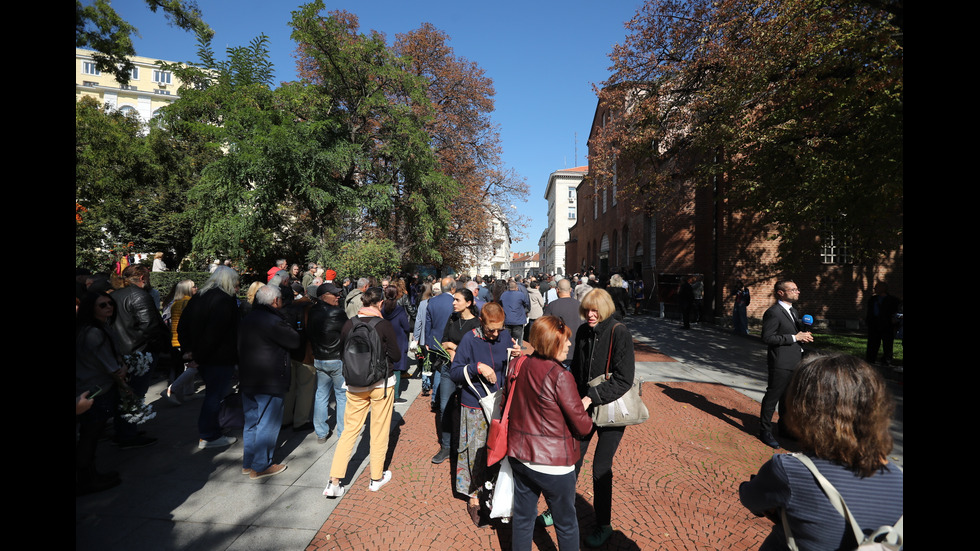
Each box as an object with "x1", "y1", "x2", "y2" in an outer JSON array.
[{"x1": 323, "y1": 287, "x2": 400, "y2": 498}]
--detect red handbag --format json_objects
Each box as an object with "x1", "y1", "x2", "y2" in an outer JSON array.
[{"x1": 486, "y1": 354, "x2": 526, "y2": 466}]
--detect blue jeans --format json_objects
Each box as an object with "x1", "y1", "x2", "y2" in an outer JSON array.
[
  {"x1": 242, "y1": 393, "x2": 284, "y2": 473},
  {"x1": 314, "y1": 359, "x2": 346, "y2": 439},
  {"x1": 198, "y1": 364, "x2": 234, "y2": 441},
  {"x1": 512, "y1": 460, "x2": 579, "y2": 550}
]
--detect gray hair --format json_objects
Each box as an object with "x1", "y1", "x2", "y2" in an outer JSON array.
[
  {"x1": 255, "y1": 284, "x2": 281, "y2": 306},
  {"x1": 199, "y1": 266, "x2": 239, "y2": 297},
  {"x1": 276, "y1": 259, "x2": 287, "y2": 268},
  {"x1": 269, "y1": 271, "x2": 289, "y2": 288},
  {"x1": 574, "y1": 283, "x2": 592, "y2": 302},
  {"x1": 441, "y1": 276, "x2": 456, "y2": 293},
  {"x1": 465, "y1": 281, "x2": 478, "y2": 293},
  {"x1": 357, "y1": 277, "x2": 370, "y2": 290}
]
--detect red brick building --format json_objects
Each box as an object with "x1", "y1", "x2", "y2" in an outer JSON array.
[{"x1": 566, "y1": 100, "x2": 903, "y2": 327}]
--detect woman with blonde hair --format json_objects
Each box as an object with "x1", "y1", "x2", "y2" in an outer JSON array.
[
  {"x1": 571, "y1": 288, "x2": 635, "y2": 547},
  {"x1": 162, "y1": 279, "x2": 198, "y2": 404}
]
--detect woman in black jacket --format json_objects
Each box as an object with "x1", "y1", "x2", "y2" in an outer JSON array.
[{"x1": 571, "y1": 288, "x2": 636, "y2": 547}]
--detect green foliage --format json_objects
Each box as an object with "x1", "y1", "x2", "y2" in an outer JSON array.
[
  {"x1": 291, "y1": 1, "x2": 459, "y2": 265},
  {"x1": 75, "y1": 96, "x2": 204, "y2": 270},
  {"x1": 335, "y1": 236, "x2": 401, "y2": 280},
  {"x1": 77, "y1": 3, "x2": 478, "y2": 276},
  {"x1": 75, "y1": 97, "x2": 150, "y2": 268}
]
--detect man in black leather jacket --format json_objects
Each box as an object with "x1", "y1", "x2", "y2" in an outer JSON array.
[
  {"x1": 112, "y1": 265, "x2": 169, "y2": 356},
  {"x1": 307, "y1": 283, "x2": 349, "y2": 443},
  {"x1": 111, "y1": 265, "x2": 168, "y2": 448}
]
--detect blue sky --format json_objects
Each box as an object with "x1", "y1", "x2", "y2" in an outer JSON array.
[{"x1": 111, "y1": 0, "x2": 642, "y2": 254}]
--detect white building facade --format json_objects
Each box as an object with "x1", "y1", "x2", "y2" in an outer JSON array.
[
  {"x1": 464, "y1": 204, "x2": 512, "y2": 278},
  {"x1": 542, "y1": 166, "x2": 587, "y2": 276}
]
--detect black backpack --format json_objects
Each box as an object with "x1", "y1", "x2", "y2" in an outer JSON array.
[{"x1": 342, "y1": 316, "x2": 388, "y2": 389}]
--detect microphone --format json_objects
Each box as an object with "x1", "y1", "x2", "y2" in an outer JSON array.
[{"x1": 801, "y1": 314, "x2": 813, "y2": 331}]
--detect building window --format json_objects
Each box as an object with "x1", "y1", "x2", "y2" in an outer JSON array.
[
  {"x1": 593, "y1": 182, "x2": 598, "y2": 220},
  {"x1": 612, "y1": 160, "x2": 618, "y2": 206},
  {"x1": 820, "y1": 217, "x2": 852, "y2": 264},
  {"x1": 82, "y1": 61, "x2": 100, "y2": 75},
  {"x1": 153, "y1": 89, "x2": 172, "y2": 95},
  {"x1": 121, "y1": 84, "x2": 138, "y2": 91},
  {"x1": 602, "y1": 186, "x2": 607, "y2": 213},
  {"x1": 568, "y1": 208, "x2": 576, "y2": 220},
  {"x1": 153, "y1": 70, "x2": 172, "y2": 84},
  {"x1": 130, "y1": 67, "x2": 139, "y2": 81},
  {"x1": 82, "y1": 81, "x2": 98, "y2": 87},
  {"x1": 568, "y1": 186, "x2": 575, "y2": 201}
]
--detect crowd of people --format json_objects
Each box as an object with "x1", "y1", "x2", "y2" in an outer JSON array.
[{"x1": 77, "y1": 260, "x2": 902, "y2": 550}]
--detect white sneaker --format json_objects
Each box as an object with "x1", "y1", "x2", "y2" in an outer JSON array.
[
  {"x1": 368, "y1": 471, "x2": 392, "y2": 492},
  {"x1": 199, "y1": 435, "x2": 237, "y2": 449},
  {"x1": 323, "y1": 481, "x2": 345, "y2": 498}
]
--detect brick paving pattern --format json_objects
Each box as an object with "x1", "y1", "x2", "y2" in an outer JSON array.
[{"x1": 309, "y1": 380, "x2": 775, "y2": 550}]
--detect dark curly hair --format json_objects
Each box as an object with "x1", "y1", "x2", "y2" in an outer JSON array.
[{"x1": 785, "y1": 353, "x2": 894, "y2": 477}]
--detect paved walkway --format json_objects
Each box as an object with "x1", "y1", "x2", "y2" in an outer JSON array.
[{"x1": 76, "y1": 316, "x2": 903, "y2": 550}]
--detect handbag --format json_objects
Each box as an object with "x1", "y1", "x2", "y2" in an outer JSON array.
[
  {"x1": 587, "y1": 323, "x2": 649, "y2": 428},
  {"x1": 486, "y1": 354, "x2": 526, "y2": 466},
  {"x1": 218, "y1": 389, "x2": 245, "y2": 430},
  {"x1": 463, "y1": 365, "x2": 503, "y2": 423}
]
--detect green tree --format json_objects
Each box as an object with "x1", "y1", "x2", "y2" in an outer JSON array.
[
  {"x1": 160, "y1": 34, "x2": 303, "y2": 271},
  {"x1": 291, "y1": 2, "x2": 458, "y2": 266},
  {"x1": 334, "y1": 235, "x2": 401, "y2": 280},
  {"x1": 590, "y1": 0, "x2": 903, "y2": 267},
  {"x1": 75, "y1": 96, "x2": 150, "y2": 268},
  {"x1": 76, "y1": 0, "x2": 212, "y2": 84}
]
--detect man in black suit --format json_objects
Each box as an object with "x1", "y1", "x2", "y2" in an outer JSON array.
[
  {"x1": 866, "y1": 282, "x2": 901, "y2": 366},
  {"x1": 758, "y1": 280, "x2": 813, "y2": 448}
]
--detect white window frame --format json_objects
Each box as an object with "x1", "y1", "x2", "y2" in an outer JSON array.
[{"x1": 820, "y1": 217, "x2": 853, "y2": 264}]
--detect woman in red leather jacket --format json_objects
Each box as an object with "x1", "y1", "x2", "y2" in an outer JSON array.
[{"x1": 507, "y1": 316, "x2": 593, "y2": 551}]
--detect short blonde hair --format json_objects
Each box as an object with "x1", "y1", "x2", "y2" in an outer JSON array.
[{"x1": 579, "y1": 289, "x2": 615, "y2": 323}]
